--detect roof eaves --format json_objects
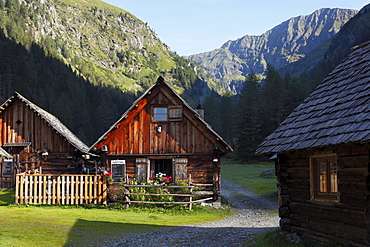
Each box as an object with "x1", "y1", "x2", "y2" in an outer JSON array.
[{"x1": 14, "y1": 92, "x2": 89, "y2": 153}]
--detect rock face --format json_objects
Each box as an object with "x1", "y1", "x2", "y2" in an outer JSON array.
[{"x1": 186, "y1": 8, "x2": 358, "y2": 93}]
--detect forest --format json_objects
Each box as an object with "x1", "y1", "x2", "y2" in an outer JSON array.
[{"x1": 202, "y1": 64, "x2": 334, "y2": 162}]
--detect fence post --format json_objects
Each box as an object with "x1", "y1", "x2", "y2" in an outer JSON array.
[
  {"x1": 15, "y1": 175, "x2": 19, "y2": 204},
  {"x1": 189, "y1": 186, "x2": 193, "y2": 210},
  {"x1": 124, "y1": 187, "x2": 130, "y2": 209}
]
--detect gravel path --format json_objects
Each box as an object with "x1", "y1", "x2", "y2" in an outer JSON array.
[{"x1": 110, "y1": 178, "x2": 279, "y2": 247}]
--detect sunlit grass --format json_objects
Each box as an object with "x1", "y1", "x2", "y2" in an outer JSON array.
[
  {"x1": 0, "y1": 189, "x2": 231, "y2": 246},
  {"x1": 0, "y1": 159, "x2": 279, "y2": 246}
]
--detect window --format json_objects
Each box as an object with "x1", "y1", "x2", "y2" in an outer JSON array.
[
  {"x1": 311, "y1": 155, "x2": 338, "y2": 201},
  {"x1": 150, "y1": 159, "x2": 172, "y2": 178},
  {"x1": 153, "y1": 107, "x2": 167, "y2": 121}
]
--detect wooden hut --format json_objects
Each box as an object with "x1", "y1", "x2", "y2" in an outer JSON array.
[
  {"x1": 256, "y1": 41, "x2": 370, "y2": 246},
  {"x1": 89, "y1": 76, "x2": 232, "y2": 202},
  {"x1": 0, "y1": 92, "x2": 89, "y2": 188}
]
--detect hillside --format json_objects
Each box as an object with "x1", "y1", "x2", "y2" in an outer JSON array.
[
  {"x1": 0, "y1": 0, "x2": 219, "y2": 145},
  {"x1": 186, "y1": 8, "x2": 357, "y2": 93}
]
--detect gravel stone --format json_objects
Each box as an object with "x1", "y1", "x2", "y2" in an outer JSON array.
[{"x1": 109, "y1": 178, "x2": 279, "y2": 247}]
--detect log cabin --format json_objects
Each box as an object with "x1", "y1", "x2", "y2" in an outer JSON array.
[
  {"x1": 0, "y1": 92, "x2": 90, "y2": 188},
  {"x1": 256, "y1": 41, "x2": 370, "y2": 246},
  {"x1": 89, "y1": 76, "x2": 232, "y2": 202}
]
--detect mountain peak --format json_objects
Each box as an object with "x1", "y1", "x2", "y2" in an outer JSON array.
[{"x1": 187, "y1": 8, "x2": 358, "y2": 93}]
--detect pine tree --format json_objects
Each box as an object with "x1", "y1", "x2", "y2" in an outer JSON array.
[
  {"x1": 218, "y1": 91, "x2": 236, "y2": 147},
  {"x1": 235, "y1": 72, "x2": 262, "y2": 162},
  {"x1": 261, "y1": 65, "x2": 287, "y2": 137},
  {"x1": 202, "y1": 91, "x2": 221, "y2": 132}
]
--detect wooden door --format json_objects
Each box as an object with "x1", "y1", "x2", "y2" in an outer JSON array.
[
  {"x1": 173, "y1": 158, "x2": 187, "y2": 183},
  {"x1": 135, "y1": 158, "x2": 149, "y2": 184}
]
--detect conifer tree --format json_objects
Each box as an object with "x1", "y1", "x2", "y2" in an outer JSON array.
[
  {"x1": 218, "y1": 91, "x2": 236, "y2": 147},
  {"x1": 235, "y1": 72, "x2": 262, "y2": 162},
  {"x1": 261, "y1": 65, "x2": 287, "y2": 137},
  {"x1": 202, "y1": 91, "x2": 221, "y2": 132}
]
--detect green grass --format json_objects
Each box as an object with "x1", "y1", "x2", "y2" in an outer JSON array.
[
  {"x1": 221, "y1": 159, "x2": 277, "y2": 201},
  {"x1": 0, "y1": 189, "x2": 231, "y2": 247},
  {"x1": 243, "y1": 229, "x2": 305, "y2": 247},
  {"x1": 244, "y1": 228, "x2": 346, "y2": 247},
  {"x1": 0, "y1": 160, "x2": 279, "y2": 246}
]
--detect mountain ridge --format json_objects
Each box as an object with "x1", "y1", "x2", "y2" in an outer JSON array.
[
  {"x1": 279, "y1": 3, "x2": 370, "y2": 79},
  {"x1": 186, "y1": 8, "x2": 358, "y2": 93}
]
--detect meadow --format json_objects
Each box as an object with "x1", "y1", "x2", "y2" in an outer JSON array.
[{"x1": 0, "y1": 160, "x2": 277, "y2": 246}]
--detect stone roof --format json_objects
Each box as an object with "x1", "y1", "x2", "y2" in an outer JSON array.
[
  {"x1": 1, "y1": 92, "x2": 89, "y2": 153},
  {"x1": 256, "y1": 41, "x2": 370, "y2": 155}
]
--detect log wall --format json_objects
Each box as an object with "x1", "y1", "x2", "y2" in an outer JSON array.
[
  {"x1": 104, "y1": 154, "x2": 220, "y2": 201},
  {"x1": 106, "y1": 155, "x2": 218, "y2": 185},
  {"x1": 277, "y1": 144, "x2": 370, "y2": 246}
]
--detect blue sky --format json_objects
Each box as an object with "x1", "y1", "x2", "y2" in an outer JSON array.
[{"x1": 104, "y1": 0, "x2": 369, "y2": 56}]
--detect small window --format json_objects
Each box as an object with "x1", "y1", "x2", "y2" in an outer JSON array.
[
  {"x1": 153, "y1": 107, "x2": 167, "y2": 121},
  {"x1": 311, "y1": 155, "x2": 338, "y2": 201}
]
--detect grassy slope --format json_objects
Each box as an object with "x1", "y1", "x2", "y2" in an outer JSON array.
[{"x1": 221, "y1": 159, "x2": 277, "y2": 201}]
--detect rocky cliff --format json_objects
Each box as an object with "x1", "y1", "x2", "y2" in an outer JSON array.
[{"x1": 186, "y1": 8, "x2": 358, "y2": 93}]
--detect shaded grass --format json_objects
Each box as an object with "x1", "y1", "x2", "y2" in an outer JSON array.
[
  {"x1": 221, "y1": 159, "x2": 277, "y2": 200},
  {"x1": 244, "y1": 228, "x2": 346, "y2": 247},
  {"x1": 243, "y1": 229, "x2": 305, "y2": 247},
  {"x1": 0, "y1": 189, "x2": 231, "y2": 247}
]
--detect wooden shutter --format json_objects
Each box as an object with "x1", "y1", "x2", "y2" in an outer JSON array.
[
  {"x1": 173, "y1": 158, "x2": 187, "y2": 182},
  {"x1": 135, "y1": 158, "x2": 149, "y2": 184}
]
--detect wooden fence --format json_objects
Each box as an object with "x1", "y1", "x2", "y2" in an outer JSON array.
[
  {"x1": 15, "y1": 174, "x2": 107, "y2": 205},
  {"x1": 115, "y1": 183, "x2": 214, "y2": 210}
]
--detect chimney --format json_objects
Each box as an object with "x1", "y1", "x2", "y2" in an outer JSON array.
[{"x1": 195, "y1": 103, "x2": 204, "y2": 120}]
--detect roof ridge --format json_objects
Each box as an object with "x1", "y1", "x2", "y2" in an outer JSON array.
[{"x1": 351, "y1": 40, "x2": 370, "y2": 51}]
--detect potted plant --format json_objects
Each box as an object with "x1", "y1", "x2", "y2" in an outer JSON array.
[{"x1": 98, "y1": 167, "x2": 114, "y2": 184}]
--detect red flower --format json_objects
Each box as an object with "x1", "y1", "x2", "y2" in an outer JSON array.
[
  {"x1": 149, "y1": 177, "x2": 155, "y2": 180},
  {"x1": 104, "y1": 172, "x2": 112, "y2": 177}
]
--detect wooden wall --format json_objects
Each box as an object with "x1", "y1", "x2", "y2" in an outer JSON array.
[
  {"x1": 94, "y1": 85, "x2": 222, "y2": 155},
  {"x1": 105, "y1": 155, "x2": 218, "y2": 185},
  {"x1": 0, "y1": 100, "x2": 73, "y2": 153},
  {"x1": 0, "y1": 98, "x2": 82, "y2": 188},
  {"x1": 278, "y1": 144, "x2": 370, "y2": 246}
]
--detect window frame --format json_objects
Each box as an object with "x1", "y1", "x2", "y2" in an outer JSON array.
[
  {"x1": 310, "y1": 154, "x2": 338, "y2": 202},
  {"x1": 152, "y1": 106, "x2": 168, "y2": 122}
]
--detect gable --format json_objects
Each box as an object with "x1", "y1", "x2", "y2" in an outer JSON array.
[
  {"x1": 0, "y1": 93, "x2": 89, "y2": 153},
  {"x1": 256, "y1": 41, "x2": 370, "y2": 155},
  {"x1": 90, "y1": 77, "x2": 232, "y2": 155}
]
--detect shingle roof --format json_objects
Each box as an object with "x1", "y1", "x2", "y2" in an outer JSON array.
[
  {"x1": 1, "y1": 92, "x2": 89, "y2": 153},
  {"x1": 256, "y1": 41, "x2": 370, "y2": 155}
]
